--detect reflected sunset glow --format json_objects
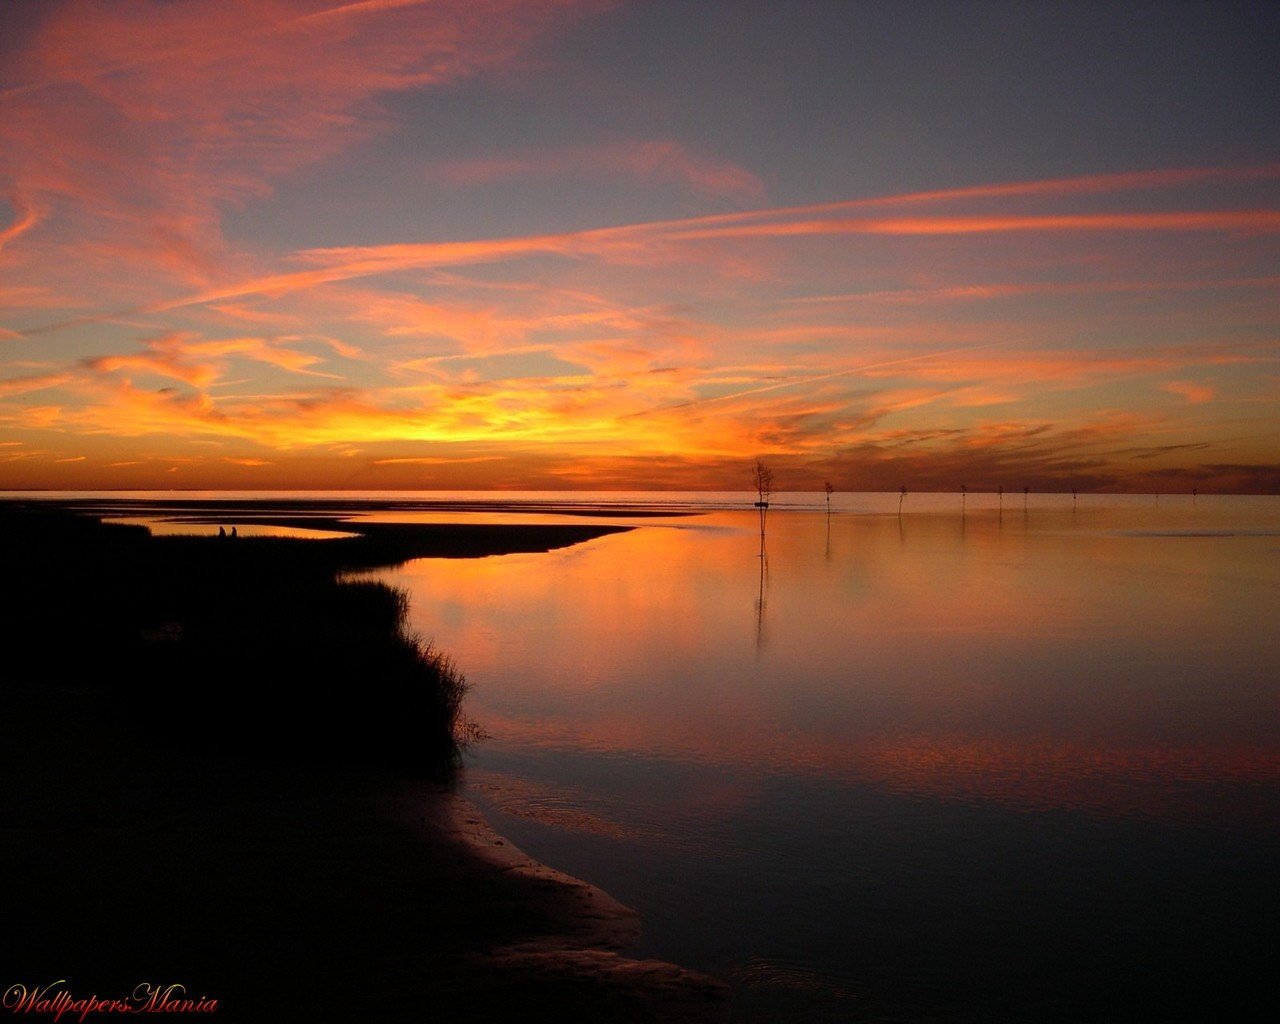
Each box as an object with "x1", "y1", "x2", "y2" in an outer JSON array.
[
  {"x1": 377, "y1": 502, "x2": 1279, "y2": 824},
  {"x1": 361, "y1": 498, "x2": 1279, "y2": 1017}
]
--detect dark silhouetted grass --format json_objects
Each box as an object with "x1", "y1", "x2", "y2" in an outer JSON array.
[{"x1": 0, "y1": 505, "x2": 564, "y2": 780}]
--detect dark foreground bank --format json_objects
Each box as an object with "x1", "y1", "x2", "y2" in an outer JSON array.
[
  {"x1": 0, "y1": 504, "x2": 727, "y2": 1022},
  {"x1": 1, "y1": 503, "x2": 632, "y2": 776}
]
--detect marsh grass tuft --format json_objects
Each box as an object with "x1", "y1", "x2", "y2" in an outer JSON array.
[{"x1": 1, "y1": 506, "x2": 480, "y2": 781}]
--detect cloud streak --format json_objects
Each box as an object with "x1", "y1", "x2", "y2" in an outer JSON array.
[
  {"x1": 431, "y1": 139, "x2": 766, "y2": 200},
  {"x1": 0, "y1": 0, "x2": 592, "y2": 287},
  {"x1": 0, "y1": 2, "x2": 1275, "y2": 491},
  {"x1": 61, "y1": 205, "x2": 1279, "y2": 324}
]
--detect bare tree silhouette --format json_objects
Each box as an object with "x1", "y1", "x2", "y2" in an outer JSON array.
[
  {"x1": 752, "y1": 458, "x2": 774, "y2": 540},
  {"x1": 752, "y1": 459, "x2": 774, "y2": 507}
]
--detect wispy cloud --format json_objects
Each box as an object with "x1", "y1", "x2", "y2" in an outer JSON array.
[
  {"x1": 83, "y1": 332, "x2": 336, "y2": 388},
  {"x1": 0, "y1": 190, "x2": 44, "y2": 255},
  {"x1": 431, "y1": 139, "x2": 765, "y2": 200},
  {"x1": 668, "y1": 210, "x2": 1280, "y2": 242},
  {"x1": 0, "y1": 0, "x2": 591, "y2": 288},
  {"x1": 1160, "y1": 380, "x2": 1216, "y2": 404},
  {"x1": 51, "y1": 198, "x2": 1271, "y2": 322},
  {"x1": 0, "y1": 1, "x2": 1275, "y2": 491},
  {"x1": 371, "y1": 455, "x2": 504, "y2": 465},
  {"x1": 0, "y1": 371, "x2": 72, "y2": 397}
]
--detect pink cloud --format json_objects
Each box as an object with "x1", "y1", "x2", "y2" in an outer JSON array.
[
  {"x1": 104, "y1": 206, "x2": 1275, "y2": 318},
  {"x1": 432, "y1": 139, "x2": 765, "y2": 200},
  {"x1": 786, "y1": 275, "x2": 1280, "y2": 306},
  {"x1": 0, "y1": 190, "x2": 45, "y2": 255},
  {"x1": 625, "y1": 161, "x2": 1280, "y2": 231},
  {"x1": 13, "y1": 155, "x2": 1277, "y2": 336},
  {"x1": 0, "y1": 0, "x2": 592, "y2": 286}
]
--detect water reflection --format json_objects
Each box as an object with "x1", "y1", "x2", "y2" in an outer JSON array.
[
  {"x1": 755, "y1": 531, "x2": 768, "y2": 654},
  {"x1": 373, "y1": 500, "x2": 1280, "y2": 1021},
  {"x1": 382, "y1": 509, "x2": 1278, "y2": 812}
]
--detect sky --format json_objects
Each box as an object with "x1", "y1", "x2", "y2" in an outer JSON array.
[{"x1": 1, "y1": 0, "x2": 1277, "y2": 492}]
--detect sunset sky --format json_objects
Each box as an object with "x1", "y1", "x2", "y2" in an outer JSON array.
[{"x1": 1, "y1": 0, "x2": 1276, "y2": 492}]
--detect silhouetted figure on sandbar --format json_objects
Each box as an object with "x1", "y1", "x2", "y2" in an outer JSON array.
[
  {"x1": 230, "y1": 526, "x2": 238, "y2": 539},
  {"x1": 218, "y1": 526, "x2": 226, "y2": 538}
]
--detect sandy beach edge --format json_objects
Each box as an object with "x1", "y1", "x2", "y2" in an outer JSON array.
[{"x1": 387, "y1": 782, "x2": 731, "y2": 1021}]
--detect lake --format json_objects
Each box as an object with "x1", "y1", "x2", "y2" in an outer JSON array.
[{"x1": 368, "y1": 492, "x2": 1279, "y2": 1022}]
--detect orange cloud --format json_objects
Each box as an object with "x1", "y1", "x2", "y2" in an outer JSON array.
[
  {"x1": 371, "y1": 455, "x2": 504, "y2": 465},
  {"x1": 0, "y1": 372, "x2": 72, "y2": 397},
  {"x1": 84, "y1": 331, "x2": 335, "y2": 388},
  {"x1": 671, "y1": 210, "x2": 1280, "y2": 242},
  {"x1": 1160, "y1": 380, "x2": 1216, "y2": 404},
  {"x1": 0, "y1": 0, "x2": 1274, "y2": 496},
  {"x1": 86, "y1": 334, "x2": 222, "y2": 388}
]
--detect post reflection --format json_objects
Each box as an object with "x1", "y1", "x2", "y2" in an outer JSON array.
[
  {"x1": 755, "y1": 530, "x2": 769, "y2": 654},
  {"x1": 380, "y1": 506, "x2": 1279, "y2": 825},
  {"x1": 369, "y1": 501, "x2": 1280, "y2": 1022}
]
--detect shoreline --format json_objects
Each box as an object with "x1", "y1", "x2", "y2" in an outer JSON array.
[
  {"x1": 0, "y1": 504, "x2": 727, "y2": 1021},
  {"x1": 422, "y1": 790, "x2": 727, "y2": 1018},
  {"x1": 0, "y1": 682, "x2": 726, "y2": 1022}
]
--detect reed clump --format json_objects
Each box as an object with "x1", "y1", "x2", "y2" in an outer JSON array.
[{"x1": 1, "y1": 506, "x2": 476, "y2": 781}]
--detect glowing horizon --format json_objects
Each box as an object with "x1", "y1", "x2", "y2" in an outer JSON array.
[{"x1": 1, "y1": 1, "x2": 1277, "y2": 492}]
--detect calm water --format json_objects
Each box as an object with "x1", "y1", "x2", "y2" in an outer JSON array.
[
  {"x1": 367, "y1": 493, "x2": 1280, "y2": 1023},
  {"x1": 18, "y1": 489, "x2": 1277, "y2": 1019}
]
